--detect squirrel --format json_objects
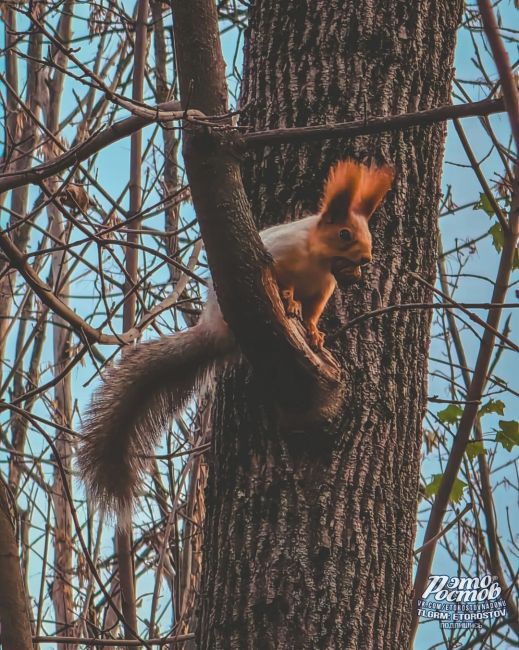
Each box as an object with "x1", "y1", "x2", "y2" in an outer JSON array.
[{"x1": 77, "y1": 160, "x2": 394, "y2": 524}]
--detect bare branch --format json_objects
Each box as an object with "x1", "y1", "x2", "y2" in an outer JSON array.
[
  {"x1": 477, "y1": 0, "x2": 519, "y2": 152},
  {"x1": 0, "y1": 99, "x2": 505, "y2": 196},
  {"x1": 243, "y1": 97, "x2": 506, "y2": 146}
]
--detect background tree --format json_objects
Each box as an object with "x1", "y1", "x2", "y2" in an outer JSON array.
[{"x1": 0, "y1": 1, "x2": 517, "y2": 649}]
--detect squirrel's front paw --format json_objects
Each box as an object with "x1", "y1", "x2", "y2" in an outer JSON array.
[
  {"x1": 282, "y1": 290, "x2": 302, "y2": 319},
  {"x1": 305, "y1": 322, "x2": 325, "y2": 351}
]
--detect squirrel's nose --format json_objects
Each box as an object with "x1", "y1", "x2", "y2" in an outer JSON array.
[{"x1": 360, "y1": 256, "x2": 372, "y2": 266}]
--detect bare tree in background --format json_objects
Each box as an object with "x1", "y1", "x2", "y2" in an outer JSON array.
[{"x1": 0, "y1": 1, "x2": 517, "y2": 649}]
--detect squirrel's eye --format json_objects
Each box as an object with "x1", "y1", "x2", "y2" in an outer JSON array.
[{"x1": 339, "y1": 229, "x2": 352, "y2": 241}]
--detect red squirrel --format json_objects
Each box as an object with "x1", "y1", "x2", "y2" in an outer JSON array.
[
  {"x1": 268, "y1": 160, "x2": 394, "y2": 349},
  {"x1": 78, "y1": 160, "x2": 393, "y2": 524}
]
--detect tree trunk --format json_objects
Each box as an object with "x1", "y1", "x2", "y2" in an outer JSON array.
[
  {"x1": 0, "y1": 476, "x2": 33, "y2": 650},
  {"x1": 116, "y1": 0, "x2": 150, "y2": 641},
  {"x1": 46, "y1": 4, "x2": 76, "y2": 646},
  {"x1": 197, "y1": 1, "x2": 463, "y2": 648}
]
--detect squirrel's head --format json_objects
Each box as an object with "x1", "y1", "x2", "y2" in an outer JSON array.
[{"x1": 314, "y1": 160, "x2": 394, "y2": 285}]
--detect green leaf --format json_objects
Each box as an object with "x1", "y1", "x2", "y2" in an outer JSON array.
[
  {"x1": 488, "y1": 222, "x2": 504, "y2": 252},
  {"x1": 475, "y1": 192, "x2": 495, "y2": 216},
  {"x1": 466, "y1": 441, "x2": 486, "y2": 460},
  {"x1": 450, "y1": 477, "x2": 468, "y2": 504},
  {"x1": 424, "y1": 474, "x2": 467, "y2": 503},
  {"x1": 424, "y1": 474, "x2": 443, "y2": 498},
  {"x1": 495, "y1": 420, "x2": 519, "y2": 452},
  {"x1": 478, "y1": 399, "x2": 505, "y2": 418},
  {"x1": 437, "y1": 404, "x2": 463, "y2": 424}
]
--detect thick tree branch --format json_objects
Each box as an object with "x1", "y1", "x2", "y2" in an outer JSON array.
[
  {"x1": 0, "y1": 98, "x2": 505, "y2": 196},
  {"x1": 171, "y1": 0, "x2": 342, "y2": 423},
  {"x1": 243, "y1": 97, "x2": 505, "y2": 146}
]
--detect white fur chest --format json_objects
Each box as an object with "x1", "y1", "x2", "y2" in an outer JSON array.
[{"x1": 260, "y1": 215, "x2": 335, "y2": 299}]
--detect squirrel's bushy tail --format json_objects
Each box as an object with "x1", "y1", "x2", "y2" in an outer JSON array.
[{"x1": 77, "y1": 320, "x2": 232, "y2": 525}]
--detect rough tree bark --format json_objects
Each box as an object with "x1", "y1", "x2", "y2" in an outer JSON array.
[
  {"x1": 196, "y1": 2, "x2": 463, "y2": 649},
  {"x1": 0, "y1": 476, "x2": 33, "y2": 650}
]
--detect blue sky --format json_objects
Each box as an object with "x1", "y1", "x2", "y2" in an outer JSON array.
[{"x1": 1, "y1": 2, "x2": 517, "y2": 646}]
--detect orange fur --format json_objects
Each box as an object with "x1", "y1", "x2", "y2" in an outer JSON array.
[
  {"x1": 274, "y1": 159, "x2": 394, "y2": 350},
  {"x1": 320, "y1": 160, "x2": 363, "y2": 222},
  {"x1": 356, "y1": 164, "x2": 395, "y2": 218},
  {"x1": 320, "y1": 160, "x2": 394, "y2": 223}
]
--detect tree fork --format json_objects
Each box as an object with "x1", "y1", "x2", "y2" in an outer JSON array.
[{"x1": 171, "y1": 1, "x2": 344, "y2": 426}]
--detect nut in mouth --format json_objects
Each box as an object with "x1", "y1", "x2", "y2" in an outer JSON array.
[{"x1": 331, "y1": 258, "x2": 364, "y2": 286}]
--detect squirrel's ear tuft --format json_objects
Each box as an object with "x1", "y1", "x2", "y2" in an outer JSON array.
[
  {"x1": 356, "y1": 165, "x2": 394, "y2": 220},
  {"x1": 320, "y1": 160, "x2": 363, "y2": 224}
]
